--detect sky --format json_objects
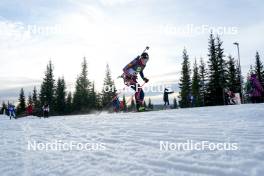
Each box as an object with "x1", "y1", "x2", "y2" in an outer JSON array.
[{"x1": 0, "y1": 0, "x2": 263, "y2": 104}]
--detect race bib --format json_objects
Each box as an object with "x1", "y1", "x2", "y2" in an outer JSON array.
[{"x1": 136, "y1": 67, "x2": 142, "y2": 72}]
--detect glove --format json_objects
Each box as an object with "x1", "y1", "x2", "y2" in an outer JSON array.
[{"x1": 143, "y1": 77, "x2": 149, "y2": 83}]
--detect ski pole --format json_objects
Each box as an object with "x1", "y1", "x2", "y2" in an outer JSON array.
[{"x1": 142, "y1": 46, "x2": 149, "y2": 54}]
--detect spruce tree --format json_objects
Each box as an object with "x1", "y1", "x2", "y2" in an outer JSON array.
[
  {"x1": 18, "y1": 88, "x2": 26, "y2": 114},
  {"x1": 206, "y1": 33, "x2": 225, "y2": 105},
  {"x1": 249, "y1": 65, "x2": 254, "y2": 75},
  {"x1": 199, "y1": 58, "x2": 206, "y2": 106},
  {"x1": 27, "y1": 93, "x2": 33, "y2": 106},
  {"x1": 245, "y1": 67, "x2": 253, "y2": 103},
  {"x1": 40, "y1": 60, "x2": 55, "y2": 111},
  {"x1": 254, "y1": 51, "x2": 264, "y2": 88},
  {"x1": 90, "y1": 82, "x2": 98, "y2": 110},
  {"x1": 179, "y1": 49, "x2": 191, "y2": 108},
  {"x1": 227, "y1": 55, "x2": 237, "y2": 92},
  {"x1": 32, "y1": 86, "x2": 40, "y2": 109},
  {"x1": 216, "y1": 36, "x2": 227, "y2": 105},
  {"x1": 66, "y1": 92, "x2": 73, "y2": 114},
  {"x1": 101, "y1": 64, "x2": 116, "y2": 108},
  {"x1": 191, "y1": 59, "x2": 201, "y2": 107},
  {"x1": 235, "y1": 61, "x2": 243, "y2": 97},
  {"x1": 73, "y1": 57, "x2": 91, "y2": 112},
  {"x1": 55, "y1": 77, "x2": 66, "y2": 114}
]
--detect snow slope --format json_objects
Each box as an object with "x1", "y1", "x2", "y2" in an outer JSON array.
[{"x1": 0, "y1": 104, "x2": 264, "y2": 176}]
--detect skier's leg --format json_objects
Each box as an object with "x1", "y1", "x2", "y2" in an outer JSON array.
[
  {"x1": 135, "y1": 86, "x2": 145, "y2": 111},
  {"x1": 164, "y1": 101, "x2": 167, "y2": 109},
  {"x1": 131, "y1": 83, "x2": 145, "y2": 111}
]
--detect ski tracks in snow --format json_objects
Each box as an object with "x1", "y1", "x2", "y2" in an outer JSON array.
[{"x1": 0, "y1": 104, "x2": 264, "y2": 175}]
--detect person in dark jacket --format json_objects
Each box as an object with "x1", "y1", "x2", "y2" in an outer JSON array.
[
  {"x1": 163, "y1": 88, "x2": 174, "y2": 109},
  {"x1": 42, "y1": 104, "x2": 50, "y2": 118}
]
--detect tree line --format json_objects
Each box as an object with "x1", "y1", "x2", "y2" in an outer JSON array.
[
  {"x1": 179, "y1": 33, "x2": 264, "y2": 108},
  {"x1": 2, "y1": 58, "x2": 154, "y2": 116}
]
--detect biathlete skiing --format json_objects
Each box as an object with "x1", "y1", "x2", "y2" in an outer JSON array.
[{"x1": 120, "y1": 46, "x2": 150, "y2": 112}]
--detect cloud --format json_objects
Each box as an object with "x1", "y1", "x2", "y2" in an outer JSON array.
[
  {"x1": 99, "y1": 0, "x2": 134, "y2": 6},
  {"x1": 0, "y1": 76, "x2": 41, "y2": 90},
  {"x1": 0, "y1": 76, "x2": 41, "y2": 104}
]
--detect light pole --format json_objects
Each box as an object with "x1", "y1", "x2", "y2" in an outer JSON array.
[{"x1": 233, "y1": 42, "x2": 244, "y2": 104}]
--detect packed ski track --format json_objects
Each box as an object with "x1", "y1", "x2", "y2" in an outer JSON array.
[{"x1": 0, "y1": 104, "x2": 264, "y2": 176}]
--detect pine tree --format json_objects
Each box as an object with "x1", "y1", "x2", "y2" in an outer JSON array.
[
  {"x1": 206, "y1": 33, "x2": 224, "y2": 105},
  {"x1": 73, "y1": 57, "x2": 91, "y2": 112},
  {"x1": 66, "y1": 92, "x2": 73, "y2": 114},
  {"x1": 18, "y1": 88, "x2": 26, "y2": 114},
  {"x1": 40, "y1": 60, "x2": 55, "y2": 111},
  {"x1": 254, "y1": 51, "x2": 264, "y2": 88},
  {"x1": 101, "y1": 64, "x2": 116, "y2": 108},
  {"x1": 191, "y1": 59, "x2": 201, "y2": 107},
  {"x1": 227, "y1": 55, "x2": 237, "y2": 92},
  {"x1": 199, "y1": 58, "x2": 206, "y2": 106},
  {"x1": 235, "y1": 61, "x2": 243, "y2": 96},
  {"x1": 90, "y1": 82, "x2": 98, "y2": 110},
  {"x1": 245, "y1": 67, "x2": 254, "y2": 103},
  {"x1": 216, "y1": 36, "x2": 226, "y2": 105},
  {"x1": 249, "y1": 65, "x2": 254, "y2": 75},
  {"x1": 32, "y1": 86, "x2": 40, "y2": 109},
  {"x1": 55, "y1": 77, "x2": 66, "y2": 114},
  {"x1": 122, "y1": 95, "x2": 128, "y2": 112},
  {"x1": 27, "y1": 93, "x2": 33, "y2": 106},
  {"x1": 173, "y1": 97, "x2": 178, "y2": 109},
  {"x1": 179, "y1": 48, "x2": 191, "y2": 108}
]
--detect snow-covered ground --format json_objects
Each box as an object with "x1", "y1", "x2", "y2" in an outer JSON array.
[{"x1": 0, "y1": 104, "x2": 264, "y2": 176}]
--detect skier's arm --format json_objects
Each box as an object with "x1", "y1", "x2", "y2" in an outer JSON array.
[
  {"x1": 140, "y1": 71, "x2": 149, "y2": 83},
  {"x1": 139, "y1": 71, "x2": 145, "y2": 79}
]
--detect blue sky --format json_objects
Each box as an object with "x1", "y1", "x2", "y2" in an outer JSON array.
[{"x1": 0, "y1": 0, "x2": 263, "y2": 104}]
